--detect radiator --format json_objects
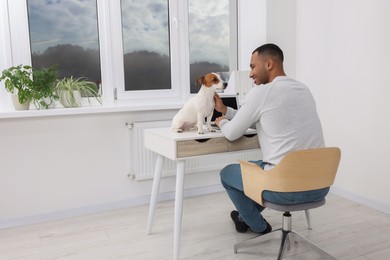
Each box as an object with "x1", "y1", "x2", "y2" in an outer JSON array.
[{"x1": 129, "y1": 120, "x2": 262, "y2": 180}]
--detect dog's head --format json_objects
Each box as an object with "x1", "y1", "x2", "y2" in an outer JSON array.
[{"x1": 195, "y1": 72, "x2": 228, "y2": 91}]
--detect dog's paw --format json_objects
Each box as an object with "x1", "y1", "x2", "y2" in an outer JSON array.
[
  {"x1": 208, "y1": 128, "x2": 216, "y2": 132},
  {"x1": 197, "y1": 130, "x2": 204, "y2": 134}
]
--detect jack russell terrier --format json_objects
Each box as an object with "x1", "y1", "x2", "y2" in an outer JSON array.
[{"x1": 171, "y1": 72, "x2": 227, "y2": 134}]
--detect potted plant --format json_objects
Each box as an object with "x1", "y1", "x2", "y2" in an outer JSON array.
[
  {"x1": 0, "y1": 64, "x2": 34, "y2": 110},
  {"x1": 31, "y1": 65, "x2": 59, "y2": 109},
  {"x1": 54, "y1": 76, "x2": 101, "y2": 107}
]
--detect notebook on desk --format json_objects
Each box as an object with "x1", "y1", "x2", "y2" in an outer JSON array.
[{"x1": 211, "y1": 94, "x2": 239, "y2": 124}]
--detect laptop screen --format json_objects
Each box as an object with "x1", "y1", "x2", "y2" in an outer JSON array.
[{"x1": 211, "y1": 95, "x2": 239, "y2": 122}]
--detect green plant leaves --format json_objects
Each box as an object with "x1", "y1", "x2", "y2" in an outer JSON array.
[
  {"x1": 0, "y1": 65, "x2": 34, "y2": 105},
  {"x1": 54, "y1": 76, "x2": 101, "y2": 107},
  {"x1": 1, "y1": 64, "x2": 101, "y2": 109}
]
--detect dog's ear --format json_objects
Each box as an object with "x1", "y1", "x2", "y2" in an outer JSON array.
[{"x1": 195, "y1": 76, "x2": 205, "y2": 85}]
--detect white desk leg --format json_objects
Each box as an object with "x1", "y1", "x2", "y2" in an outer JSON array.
[
  {"x1": 173, "y1": 160, "x2": 186, "y2": 260},
  {"x1": 146, "y1": 154, "x2": 164, "y2": 235}
]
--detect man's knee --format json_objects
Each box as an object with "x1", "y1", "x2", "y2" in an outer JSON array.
[
  {"x1": 220, "y1": 163, "x2": 240, "y2": 187},
  {"x1": 220, "y1": 164, "x2": 233, "y2": 178}
]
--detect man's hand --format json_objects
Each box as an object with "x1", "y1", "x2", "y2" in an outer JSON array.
[
  {"x1": 215, "y1": 116, "x2": 225, "y2": 127},
  {"x1": 214, "y1": 93, "x2": 227, "y2": 114}
]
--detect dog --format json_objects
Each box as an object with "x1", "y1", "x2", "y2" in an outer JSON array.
[{"x1": 171, "y1": 72, "x2": 227, "y2": 134}]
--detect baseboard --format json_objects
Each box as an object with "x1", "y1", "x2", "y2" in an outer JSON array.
[
  {"x1": 330, "y1": 186, "x2": 390, "y2": 215},
  {"x1": 0, "y1": 184, "x2": 225, "y2": 229}
]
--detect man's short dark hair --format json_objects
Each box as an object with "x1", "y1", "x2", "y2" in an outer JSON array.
[{"x1": 252, "y1": 43, "x2": 284, "y2": 62}]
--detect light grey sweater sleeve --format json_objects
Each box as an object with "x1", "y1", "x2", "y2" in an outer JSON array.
[{"x1": 219, "y1": 87, "x2": 265, "y2": 141}]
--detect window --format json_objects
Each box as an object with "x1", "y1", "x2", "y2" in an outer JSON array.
[
  {"x1": 27, "y1": 0, "x2": 101, "y2": 85},
  {"x1": 3, "y1": 0, "x2": 237, "y2": 111},
  {"x1": 120, "y1": 0, "x2": 171, "y2": 91},
  {"x1": 188, "y1": 0, "x2": 231, "y2": 93}
]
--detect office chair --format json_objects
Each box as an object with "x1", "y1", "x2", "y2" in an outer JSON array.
[{"x1": 235, "y1": 147, "x2": 341, "y2": 259}]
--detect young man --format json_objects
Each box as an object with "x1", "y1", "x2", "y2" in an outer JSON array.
[{"x1": 214, "y1": 43, "x2": 328, "y2": 234}]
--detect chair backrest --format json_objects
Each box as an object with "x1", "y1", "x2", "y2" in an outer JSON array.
[{"x1": 240, "y1": 147, "x2": 341, "y2": 206}]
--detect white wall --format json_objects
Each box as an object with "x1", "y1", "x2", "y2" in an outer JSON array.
[
  {"x1": 294, "y1": 0, "x2": 390, "y2": 212},
  {"x1": 238, "y1": 0, "x2": 297, "y2": 76},
  {"x1": 237, "y1": 0, "x2": 267, "y2": 70},
  {"x1": 266, "y1": 0, "x2": 297, "y2": 78}
]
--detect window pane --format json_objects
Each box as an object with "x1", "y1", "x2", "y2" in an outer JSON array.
[
  {"x1": 189, "y1": 0, "x2": 230, "y2": 93},
  {"x1": 27, "y1": 0, "x2": 101, "y2": 86},
  {"x1": 121, "y1": 0, "x2": 171, "y2": 91}
]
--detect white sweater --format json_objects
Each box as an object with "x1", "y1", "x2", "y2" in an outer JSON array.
[{"x1": 219, "y1": 76, "x2": 325, "y2": 169}]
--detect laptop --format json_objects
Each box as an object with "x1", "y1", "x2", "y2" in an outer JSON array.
[{"x1": 210, "y1": 94, "x2": 239, "y2": 124}]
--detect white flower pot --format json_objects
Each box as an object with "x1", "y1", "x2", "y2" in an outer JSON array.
[
  {"x1": 12, "y1": 94, "x2": 30, "y2": 110},
  {"x1": 59, "y1": 90, "x2": 81, "y2": 107}
]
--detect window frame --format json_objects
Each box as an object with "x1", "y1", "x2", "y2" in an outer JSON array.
[
  {"x1": 112, "y1": 0, "x2": 188, "y2": 104},
  {"x1": 1, "y1": 0, "x2": 238, "y2": 114}
]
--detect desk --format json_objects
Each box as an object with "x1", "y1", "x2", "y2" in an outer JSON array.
[{"x1": 144, "y1": 127, "x2": 260, "y2": 260}]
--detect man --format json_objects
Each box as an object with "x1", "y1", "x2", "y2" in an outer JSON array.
[{"x1": 214, "y1": 43, "x2": 328, "y2": 234}]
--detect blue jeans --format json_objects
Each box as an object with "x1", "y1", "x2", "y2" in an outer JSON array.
[{"x1": 220, "y1": 160, "x2": 329, "y2": 233}]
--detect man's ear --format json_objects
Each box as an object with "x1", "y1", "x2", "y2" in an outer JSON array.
[{"x1": 266, "y1": 59, "x2": 273, "y2": 70}]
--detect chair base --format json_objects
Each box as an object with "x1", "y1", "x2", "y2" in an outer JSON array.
[
  {"x1": 234, "y1": 212, "x2": 336, "y2": 260},
  {"x1": 234, "y1": 229, "x2": 336, "y2": 259}
]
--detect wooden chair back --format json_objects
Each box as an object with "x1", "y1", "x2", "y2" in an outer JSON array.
[{"x1": 240, "y1": 147, "x2": 341, "y2": 206}]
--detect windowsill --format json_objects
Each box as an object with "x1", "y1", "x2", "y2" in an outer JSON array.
[{"x1": 0, "y1": 101, "x2": 183, "y2": 119}]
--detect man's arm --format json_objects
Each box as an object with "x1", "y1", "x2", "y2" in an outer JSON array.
[
  {"x1": 217, "y1": 88, "x2": 264, "y2": 141},
  {"x1": 214, "y1": 94, "x2": 238, "y2": 126},
  {"x1": 213, "y1": 93, "x2": 227, "y2": 115}
]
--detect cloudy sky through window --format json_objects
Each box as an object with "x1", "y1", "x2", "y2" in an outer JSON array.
[
  {"x1": 28, "y1": 0, "x2": 99, "y2": 54},
  {"x1": 28, "y1": 0, "x2": 230, "y2": 67},
  {"x1": 188, "y1": 0, "x2": 230, "y2": 66}
]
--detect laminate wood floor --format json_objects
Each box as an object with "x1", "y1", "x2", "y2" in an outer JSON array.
[{"x1": 1, "y1": 192, "x2": 389, "y2": 260}]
